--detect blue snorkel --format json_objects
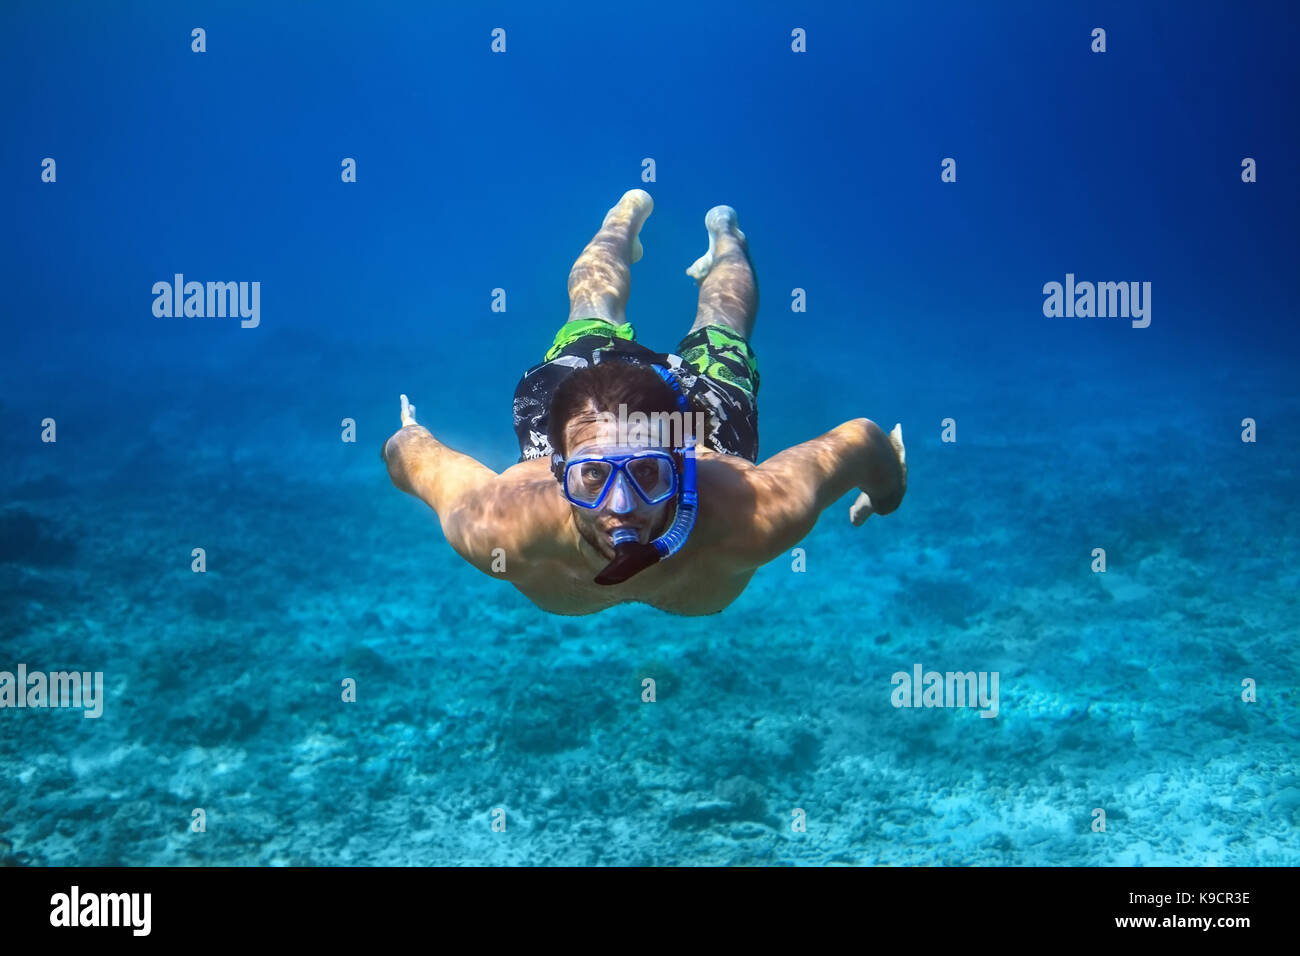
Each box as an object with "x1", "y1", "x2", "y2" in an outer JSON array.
[{"x1": 591, "y1": 365, "x2": 700, "y2": 586}]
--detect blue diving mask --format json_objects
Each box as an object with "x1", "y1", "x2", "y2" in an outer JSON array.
[{"x1": 558, "y1": 449, "x2": 678, "y2": 510}]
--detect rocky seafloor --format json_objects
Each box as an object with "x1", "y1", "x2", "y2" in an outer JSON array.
[{"x1": 1, "y1": 355, "x2": 1296, "y2": 867}]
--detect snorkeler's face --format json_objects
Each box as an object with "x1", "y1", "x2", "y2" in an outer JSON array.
[{"x1": 562, "y1": 414, "x2": 676, "y2": 551}]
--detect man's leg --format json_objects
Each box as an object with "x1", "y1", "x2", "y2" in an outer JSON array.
[
  {"x1": 686, "y1": 205, "x2": 757, "y2": 338},
  {"x1": 566, "y1": 189, "x2": 655, "y2": 325},
  {"x1": 514, "y1": 190, "x2": 654, "y2": 461},
  {"x1": 673, "y1": 205, "x2": 761, "y2": 461}
]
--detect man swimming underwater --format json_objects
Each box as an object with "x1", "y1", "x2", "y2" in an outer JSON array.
[{"x1": 383, "y1": 189, "x2": 906, "y2": 616}]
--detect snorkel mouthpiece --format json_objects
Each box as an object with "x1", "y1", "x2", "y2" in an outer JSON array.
[
  {"x1": 609, "y1": 528, "x2": 641, "y2": 547},
  {"x1": 594, "y1": 527, "x2": 661, "y2": 586}
]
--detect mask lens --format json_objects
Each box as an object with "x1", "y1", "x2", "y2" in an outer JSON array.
[
  {"x1": 627, "y1": 454, "x2": 674, "y2": 502},
  {"x1": 567, "y1": 460, "x2": 613, "y2": 505}
]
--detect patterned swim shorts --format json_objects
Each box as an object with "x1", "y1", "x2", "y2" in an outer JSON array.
[{"x1": 512, "y1": 318, "x2": 760, "y2": 463}]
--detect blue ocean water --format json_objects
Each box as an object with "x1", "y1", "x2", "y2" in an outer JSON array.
[{"x1": 1, "y1": 0, "x2": 1296, "y2": 866}]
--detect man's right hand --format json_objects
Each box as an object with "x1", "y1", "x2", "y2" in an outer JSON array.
[
  {"x1": 400, "y1": 393, "x2": 418, "y2": 427},
  {"x1": 850, "y1": 422, "x2": 906, "y2": 525},
  {"x1": 383, "y1": 394, "x2": 430, "y2": 476}
]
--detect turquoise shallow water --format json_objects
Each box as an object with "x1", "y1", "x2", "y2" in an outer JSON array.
[{"x1": 2, "y1": 1, "x2": 1297, "y2": 865}]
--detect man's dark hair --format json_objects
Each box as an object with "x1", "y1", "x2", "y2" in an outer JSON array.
[{"x1": 547, "y1": 360, "x2": 681, "y2": 458}]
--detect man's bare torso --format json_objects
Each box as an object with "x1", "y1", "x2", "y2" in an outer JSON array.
[{"x1": 487, "y1": 451, "x2": 760, "y2": 616}]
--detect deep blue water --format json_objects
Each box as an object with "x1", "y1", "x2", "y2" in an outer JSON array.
[{"x1": 1, "y1": 0, "x2": 1296, "y2": 866}]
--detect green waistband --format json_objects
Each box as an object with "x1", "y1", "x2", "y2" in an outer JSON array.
[{"x1": 545, "y1": 318, "x2": 636, "y2": 361}]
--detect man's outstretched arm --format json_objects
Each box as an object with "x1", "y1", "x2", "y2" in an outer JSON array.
[
  {"x1": 381, "y1": 395, "x2": 564, "y2": 578},
  {"x1": 724, "y1": 418, "x2": 907, "y2": 569},
  {"x1": 383, "y1": 395, "x2": 496, "y2": 518}
]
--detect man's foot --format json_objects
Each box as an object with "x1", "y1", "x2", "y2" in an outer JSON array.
[
  {"x1": 602, "y1": 189, "x2": 654, "y2": 263},
  {"x1": 686, "y1": 205, "x2": 748, "y2": 282}
]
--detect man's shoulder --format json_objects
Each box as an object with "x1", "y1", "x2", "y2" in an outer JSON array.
[
  {"x1": 695, "y1": 449, "x2": 760, "y2": 495},
  {"x1": 690, "y1": 452, "x2": 764, "y2": 548},
  {"x1": 499, "y1": 455, "x2": 558, "y2": 483},
  {"x1": 442, "y1": 458, "x2": 570, "y2": 568}
]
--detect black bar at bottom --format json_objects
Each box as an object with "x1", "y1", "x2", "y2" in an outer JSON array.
[{"x1": 0, "y1": 865, "x2": 1281, "y2": 942}]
